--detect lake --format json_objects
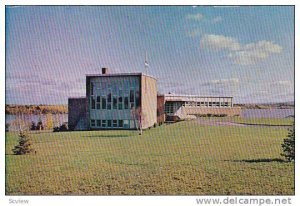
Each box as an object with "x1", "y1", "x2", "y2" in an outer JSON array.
[{"x1": 241, "y1": 109, "x2": 294, "y2": 118}]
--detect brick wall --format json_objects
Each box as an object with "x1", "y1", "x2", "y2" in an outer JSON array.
[{"x1": 68, "y1": 97, "x2": 88, "y2": 130}]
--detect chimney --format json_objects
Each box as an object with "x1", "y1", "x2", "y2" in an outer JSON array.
[{"x1": 102, "y1": 67, "x2": 108, "y2": 74}]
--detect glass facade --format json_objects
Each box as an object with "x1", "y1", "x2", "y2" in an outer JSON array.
[{"x1": 89, "y1": 76, "x2": 140, "y2": 129}]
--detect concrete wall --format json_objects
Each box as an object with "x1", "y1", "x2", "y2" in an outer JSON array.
[
  {"x1": 181, "y1": 107, "x2": 241, "y2": 117},
  {"x1": 68, "y1": 97, "x2": 88, "y2": 130},
  {"x1": 141, "y1": 75, "x2": 157, "y2": 129}
]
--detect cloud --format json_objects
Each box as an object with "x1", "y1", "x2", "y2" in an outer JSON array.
[
  {"x1": 229, "y1": 41, "x2": 283, "y2": 65},
  {"x1": 212, "y1": 16, "x2": 222, "y2": 23},
  {"x1": 186, "y1": 13, "x2": 204, "y2": 21},
  {"x1": 200, "y1": 34, "x2": 283, "y2": 65},
  {"x1": 201, "y1": 34, "x2": 240, "y2": 51}
]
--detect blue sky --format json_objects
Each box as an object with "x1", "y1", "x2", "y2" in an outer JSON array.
[{"x1": 6, "y1": 6, "x2": 294, "y2": 104}]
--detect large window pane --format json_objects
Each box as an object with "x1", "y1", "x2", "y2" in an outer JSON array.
[
  {"x1": 124, "y1": 97, "x2": 129, "y2": 109},
  {"x1": 113, "y1": 96, "x2": 117, "y2": 109},
  {"x1": 102, "y1": 97, "x2": 106, "y2": 109}
]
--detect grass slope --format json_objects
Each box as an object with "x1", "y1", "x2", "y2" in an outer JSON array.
[{"x1": 5, "y1": 120, "x2": 294, "y2": 195}]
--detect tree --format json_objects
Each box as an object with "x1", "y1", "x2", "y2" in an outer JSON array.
[
  {"x1": 12, "y1": 131, "x2": 34, "y2": 155},
  {"x1": 130, "y1": 106, "x2": 144, "y2": 135},
  {"x1": 45, "y1": 113, "x2": 54, "y2": 130},
  {"x1": 281, "y1": 123, "x2": 295, "y2": 162}
]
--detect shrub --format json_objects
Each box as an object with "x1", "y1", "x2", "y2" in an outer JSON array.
[
  {"x1": 59, "y1": 122, "x2": 68, "y2": 131},
  {"x1": 30, "y1": 121, "x2": 36, "y2": 131},
  {"x1": 12, "y1": 131, "x2": 34, "y2": 155},
  {"x1": 281, "y1": 123, "x2": 295, "y2": 162}
]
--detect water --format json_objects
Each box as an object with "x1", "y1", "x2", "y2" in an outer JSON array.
[
  {"x1": 5, "y1": 114, "x2": 68, "y2": 131},
  {"x1": 241, "y1": 109, "x2": 294, "y2": 118}
]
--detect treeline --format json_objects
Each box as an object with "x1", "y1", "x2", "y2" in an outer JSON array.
[
  {"x1": 6, "y1": 104, "x2": 68, "y2": 115},
  {"x1": 235, "y1": 102, "x2": 295, "y2": 109}
]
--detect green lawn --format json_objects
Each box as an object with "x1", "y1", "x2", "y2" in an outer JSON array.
[
  {"x1": 227, "y1": 117, "x2": 294, "y2": 126},
  {"x1": 5, "y1": 120, "x2": 294, "y2": 195}
]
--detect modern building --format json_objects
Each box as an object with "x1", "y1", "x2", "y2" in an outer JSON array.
[
  {"x1": 68, "y1": 68, "x2": 157, "y2": 130},
  {"x1": 157, "y1": 94, "x2": 241, "y2": 122},
  {"x1": 68, "y1": 68, "x2": 241, "y2": 130}
]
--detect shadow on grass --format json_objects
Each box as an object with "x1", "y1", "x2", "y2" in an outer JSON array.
[
  {"x1": 228, "y1": 158, "x2": 287, "y2": 163},
  {"x1": 86, "y1": 134, "x2": 134, "y2": 138}
]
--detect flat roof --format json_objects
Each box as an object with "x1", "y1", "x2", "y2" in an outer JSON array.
[
  {"x1": 159, "y1": 94, "x2": 233, "y2": 98},
  {"x1": 86, "y1": 72, "x2": 157, "y2": 80}
]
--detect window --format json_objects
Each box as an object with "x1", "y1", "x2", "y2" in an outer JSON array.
[
  {"x1": 113, "y1": 120, "x2": 118, "y2": 128},
  {"x1": 216, "y1": 102, "x2": 220, "y2": 107},
  {"x1": 124, "y1": 97, "x2": 129, "y2": 109},
  {"x1": 209, "y1": 102, "x2": 212, "y2": 107},
  {"x1": 118, "y1": 120, "x2": 123, "y2": 128},
  {"x1": 201, "y1": 102, "x2": 205, "y2": 107},
  {"x1": 118, "y1": 96, "x2": 123, "y2": 110},
  {"x1": 130, "y1": 89, "x2": 134, "y2": 103},
  {"x1": 124, "y1": 120, "x2": 129, "y2": 128},
  {"x1": 107, "y1": 120, "x2": 112, "y2": 128},
  {"x1": 90, "y1": 83, "x2": 94, "y2": 95},
  {"x1": 197, "y1": 102, "x2": 201, "y2": 107},
  {"x1": 97, "y1": 120, "x2": 101, "y2": 127},
  {"x1": 91, "y1": 97, "x2": 96, "y2": 109},
  {"x1": 107, "y1": 91, "x2": 112, "y2": 102},
  {"x1": 135, "y1": 90, "x2": 140, "y2": 107},
  {"x1": 91, "y1": 119, "x2": 95, "y2": 127},
  {"x1": 101, "y1": 120, "x2": 106, "y2": 128},
  {"x1": 113, "y1": 96, "x2": 118, "y2": 109},
  {"x1": 96, "y1": 96, "x2": 101, "y2": 110},
  {"x1": 102, "y1": 96, "x2": 106, "y2": 109}
]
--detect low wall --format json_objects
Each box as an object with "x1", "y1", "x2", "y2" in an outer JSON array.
[{"x1": 182, "y1": 107, "x2": 241, "y2": 117}]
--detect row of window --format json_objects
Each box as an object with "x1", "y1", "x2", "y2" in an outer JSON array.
[
  {"x1": 90, "y1": 119, "x2": 130, "y2": 128},
  {"x1": 90, "y1": 89, "x2": 140, "y2": 110},
  {"x1": 184, "y1": 101, "x2": 231, "y2": 107}
]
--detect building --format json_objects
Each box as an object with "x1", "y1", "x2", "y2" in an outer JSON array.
[
  {"x1": 68, "y1": 68, "x2": 241, "y2": 130},
  {"x1": 68, "y1": 68, "x2": 157, "y2": 130},
  {"x1": 157, "y1": 94, "x2": 241, "y2": 122}
]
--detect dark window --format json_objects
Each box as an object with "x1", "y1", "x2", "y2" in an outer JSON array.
[
  {"x1": 96, "y1": 96, "x2": 101, "y2": 109},
  {"x1": 118, "y1": 96, "x2": 123, "y2": 110},
  {"x1": 107, "y1": 92, "x2": 112, "y2": 102},
  {"x1": 102, "y1": 120, "x2": 106, "y2": 128},
  {"x1": 130, "y1": 89, "x2": 134, "y2": 102},
  {"x1": 107, "y1": 120, "x2": 112, "y2": 128},
  {"x1": 91, "y1": 119, "x2": 95, "y2": 127},
  {"x1": 91, "y1": 97, "x2": 95, "y2": 109},
  {"x1": 102, "y1": 97, "x2": 106, "y2": 109},
  {"x1": 118, "y1": 120, "x2": 123, "y2": 128},
  {"x1": 91, "y1": 83, "x2": 94, "y2": 95},
  {"x1": 97, "y1": 120, "x2": 101, "y2": 127},
  {"x1": 107, "y1": 103, "x2": 111, "y2": 110},
  {"x1": 124, "y1": 97, "x2": 129, "y2": 109},
  {"x1": 113, "y1": 97, "x2": 117, "y2": 109},
  {"x1": 113, "y1": 120, "x2": 118, "y2": 128}
]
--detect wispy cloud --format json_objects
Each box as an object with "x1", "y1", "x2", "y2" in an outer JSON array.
[
  {"x1": 201, "y1": 34, "x2": 240, "y2": 51},
  {"x1": 201, "y1": 34, "x2": 282, "y2": 65}
]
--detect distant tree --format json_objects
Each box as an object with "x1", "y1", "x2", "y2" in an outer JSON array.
[
  {"x1": 12, "y1": 130, "x2": 34, "y2": 155},
  {"x1": 281, "y1": 123, "x2": 295, "y2": 162},
  {"x1": 45, "y1": 113, "x2": 54, "y2": 130}
]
